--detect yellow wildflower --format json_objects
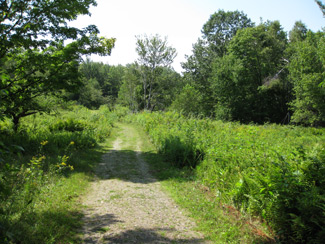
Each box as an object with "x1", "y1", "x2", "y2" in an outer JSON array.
[{"x1": 40, "y1": 140, "x2": 48, "y2": 146}]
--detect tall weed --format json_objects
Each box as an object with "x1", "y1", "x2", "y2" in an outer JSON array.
[
  {"x1": 131, "y1": 111, "x2": 325, "y2": 243},
  {"x1": 0, "y1": 105, "x2": 121, "y2": 243}
]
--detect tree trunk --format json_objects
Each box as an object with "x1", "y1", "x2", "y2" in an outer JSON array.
[{"x1": 13, "y1": 115, "x2": 20, "y2": 132}]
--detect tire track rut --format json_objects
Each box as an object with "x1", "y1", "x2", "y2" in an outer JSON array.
[{"x1": 81, "y1": 124, "x2": 207, "y2": 243}]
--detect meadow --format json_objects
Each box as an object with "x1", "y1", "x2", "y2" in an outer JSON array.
[
  {"x1": 0, "y1": 105, "x2": 127, "y2": 243},
  {"x1": 128, "y1": 111, "x2": 325, "y2": 243},
  {"x1": 1, "y1": 107, "x2": 324, "y2": 243}
]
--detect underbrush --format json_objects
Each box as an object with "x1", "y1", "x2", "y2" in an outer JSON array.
[
  {"x1": 0, "y1": 105, "x2": 128, "y2": 243},
  {"x1": 128, "y1": 111, "x2": 325, "y2": 243}
]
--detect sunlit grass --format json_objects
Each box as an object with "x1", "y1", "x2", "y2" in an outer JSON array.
[
  {"x1": 132, "y1": 123, "x2": 272, "y2": 243},
  {"x1": 130, "y1": 111, "x2": 325, "y2": 243},
  {"x1": 0, "y1": 105, "x2": 127, "y2": 243}
]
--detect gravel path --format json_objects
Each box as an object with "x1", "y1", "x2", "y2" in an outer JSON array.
[{"x1": 81, "y1": 124, "x2": 207, "y2": 243}]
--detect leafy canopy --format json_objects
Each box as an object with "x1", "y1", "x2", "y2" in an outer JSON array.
[
  {"x1": 135, "y1": 34, "x2": 177, "y2": 111},
  {"x1": 0, "y1": 0, "x2": 115, "y2": 129}
]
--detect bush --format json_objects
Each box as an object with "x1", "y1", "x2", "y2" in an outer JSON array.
[{"x1": 49, "y1": 118, "x2": 89, "y2": 132}]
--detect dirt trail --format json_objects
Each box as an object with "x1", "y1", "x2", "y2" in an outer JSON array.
[{"x1": 81, "y1": 124, "x2": 207, "y2": 243}]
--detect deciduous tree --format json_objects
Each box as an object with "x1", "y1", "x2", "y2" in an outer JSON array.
[
  {"x1": 211, "y1": 21, "x2": 289, "y2": 123},
  {"x1": 0, "y1": 0, "x2": 115, "y2": 130},
  {"x1": 182, "y1": 10, "x2": 254, "y2": 115},
  {"x1": 135, "y1": 34, "x2": 177, "y2": 111},
  {"x1": 288, "y1": 31, "x2": 325, "y2": 126}
]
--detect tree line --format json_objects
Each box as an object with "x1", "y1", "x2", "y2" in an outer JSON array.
[
  {"x1": 75, "y1": 10, "x2": 324, "y2": 127},
  {"x1": 1, "y1": 1, "x2": 324, "y2": 129}
]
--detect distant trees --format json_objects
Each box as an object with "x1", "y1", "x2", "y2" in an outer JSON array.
[
  {"x1": 76, "y1": 60, "x2": 124, "y2": 109},
  {"x1": 76, "y1": 35, "x2": 181, "y2": 113},
  {"x1": 0, "y1": 0, "x2": 115, "y2": 130},
  {"x1": 182, "y1": 10, "x2": 254, "y2": 115},
  {"x1": 288, "y1": 31, "x2": 325, "y2": 126},
  {"x1": 289, "y1": 21, "x2": 308, "y2": 43},
  {"x1": 170, "y1": 84, "x2": 203, "y2": 116},
  {"x1": 118, "y1": 64, "x2": 142, "y2": 111},
  {"x1": 3, "y1": 1, "x2": 323, "y2": 128},
  {"x1": 180, "y1": 9, "x2": 324, "y2": 126},
  {"x1": 135, "y1": 34, "x2": 177, "y2": 111},
  {"x1": 118, "y1": 64, "x2": 181, "y2": 112},
  {"x1": 211, "y1": 21, "x2": 289, "y2": 123}
]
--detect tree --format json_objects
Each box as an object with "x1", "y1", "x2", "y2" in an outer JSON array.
[
  {"x1": 78, "y1": 77, "x2": 106, "y2": 109},
  {"x1": 288, "y1": 31, "x2": 325, "y2": 126},
  {"x1": 78, "y1": 60, "x2": 124, "y2": 107},
  {"x1": 135, "y1": 34, "x2": 177, "y2": 111},
  {"x1": 211, "y1": 21, "x2": 289, "y2": 123},
  {"x1": 182, "y1": 10, "x2": 254, "y2": 116},
  {"x1": 118, "y1": 64, "x2": 181, "y2": 112},
  {"x1": 289, "y1": 21, "x2": 308, "y2": 43},
  {"x1": 201, "y1": 10, "x2": 254, "y2": 57},
  {"x1": 150, "y1": 67, "x2": 182, "y2": 110},
  {"x1": 118, "y1": 64, "x2": 142, "y2": 112},
  {"x1": 170, "y1": 84, "x2": 204, "y2": 117},
  {"x1": 0, "y1": 0, "x2": 115, "y2": 130},
  {"x1": 315, "y1": 0, "x2": 325, "y2": 17}
]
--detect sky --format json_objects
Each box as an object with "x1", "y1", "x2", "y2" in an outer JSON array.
[{"x1": 72, "y1": 0, "x2": 325, "y2": 73}]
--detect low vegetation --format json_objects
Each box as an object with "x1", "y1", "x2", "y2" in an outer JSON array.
[
  {"x1": 0, "y1": 105, "x2": 126, "y2": 243},
  {"x1": 1, "y1": 1, "x2": 324, "y2": 243},
  {"x1": 128, "y1": 111, "x2": 325, "y2": 243}
]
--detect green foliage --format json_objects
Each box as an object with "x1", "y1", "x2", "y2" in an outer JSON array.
[
  {"x1": 131, "y1": 111, "x2": 325, "y2": 243},
  {"x1": 315, "y1": 0, "x2": 325, "y2": 16},
  {"x1": 182, "y1": 10, "x2": 254, "y2": 116},
  {"x1": 201, "y1": 10, "x2": 254, "y2": 57},
  {"x1": 118, "y1": 64, "x2": 145, "y2": 111},
  {"x1": 170, "y1": 84, "x2": 204, "y2": 117},
  {"x1": 181, "y1": 11, "x2": 322, "y2": 126},
  {"x1": 76, "y1": 59, "x2": 125, "y2": 109},
  {"x1": 0, "y1": 0, "x2": 115, "y2": 128},
  {"x1": 49, "y1": 118, "x2": 90, "y2": 132},
  {"x1": 288, "y1": 31, "x2": 325, "y2": 126},
  {"x1": 118, "y1": 62, "x2": 181, "y2": 112},
  {"x1": 0, "y1": 105, "x2": 119, "y2": 243},
  {"x1": 135, "y1": 34, "x2": 177, "y2": 111},
  {"x1": 289, "y1": 21, "x2": 308, "y2": 43},
  {"x1": 211, "y1": 21, "x2": 289, "y2": 123},
  {"x1": 78, "y1": 77, "x2": 107, "y2": 109}
]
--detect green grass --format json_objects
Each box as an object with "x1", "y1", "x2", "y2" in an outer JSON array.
[
  {"x1": 128, "y1": 122, "x2": 273, "y2": 243},
  {"x1": 127, "y1": 111, "x2": 325, "y2": 243},
  {"x1": 0, "y1": 105, "x2": 128, "y2": 243}
]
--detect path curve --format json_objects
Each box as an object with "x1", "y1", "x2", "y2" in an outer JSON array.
[{"x1": 81, "y1": 124, "x2": 207, "y2": 243}]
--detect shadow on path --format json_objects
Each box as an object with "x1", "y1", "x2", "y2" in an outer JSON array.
[
  {"x1": 95, "y1": 149, "x2": 164, "y2": 184},
  {"x1": 103, "y1": 227, "x2": 206, "y2": 243}
]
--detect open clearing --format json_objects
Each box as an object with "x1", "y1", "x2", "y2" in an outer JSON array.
[{"x1": 81, "y1": 124, "x2": 208, "y2": 243}]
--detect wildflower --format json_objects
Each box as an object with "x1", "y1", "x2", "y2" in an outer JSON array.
[
  {"x1": 70, "y1": 141, "x2": 75, "y2": 145},
  {"x1": 40, "y1": 140, "x2": 48, "y2": 146},
  {"x1": 62, "y1": 155, "x2": 69, "y2": 160}
]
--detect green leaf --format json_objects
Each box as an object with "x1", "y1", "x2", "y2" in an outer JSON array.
[{"x1": 11, "y1": 145, "x2": 25, "y2": 152}]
